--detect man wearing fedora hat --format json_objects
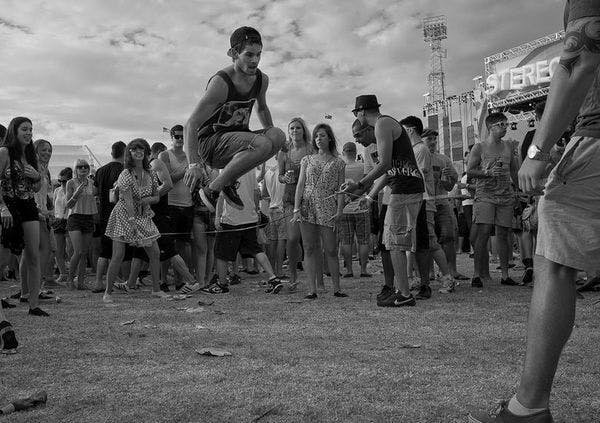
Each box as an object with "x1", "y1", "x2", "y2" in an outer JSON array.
[
  {"x1": 183, "y1": 26, "x2": 286, "y2": 214},
  {"x1": 343, "y1": 95, "x2": 425, "y2": 307}
]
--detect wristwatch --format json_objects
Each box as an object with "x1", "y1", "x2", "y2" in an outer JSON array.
[{"x1": 527, "y1": 144, "x2": 551, "y2": 161}]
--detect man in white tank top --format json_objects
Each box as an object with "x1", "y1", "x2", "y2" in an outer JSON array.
[{"x1": 158, "y1": 125, "x2": 194, "y2": 287}]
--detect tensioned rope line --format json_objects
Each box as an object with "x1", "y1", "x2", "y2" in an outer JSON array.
[{"x1": 150, "y1": 190, "x2": 541, "y2": 236}]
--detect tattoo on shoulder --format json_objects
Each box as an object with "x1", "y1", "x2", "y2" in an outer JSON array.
[{"x1": 560, "y1": 17, "x2": 600, "y2": 75}]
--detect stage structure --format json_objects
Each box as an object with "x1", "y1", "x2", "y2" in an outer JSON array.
[
  {"x1": 421, "y1": 29, "x2": 565, "y2": 174},
  {"x1": 422, "y1": 15, "x2": 453, "y2": 162}
]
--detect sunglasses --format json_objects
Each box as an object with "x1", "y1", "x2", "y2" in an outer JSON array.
[
  {"x1": 172, "y1": 135, "x2": 183, "y2": 140},
  {"x1": 493, "y1": 122, "x2": 508, "y2": 128},
  {"x1": 76, "y1": 165, "x2": 90, "y2": 169},
  {"x1": 129, "y1": 146, "x2": 146, "y2": 152},
  {"x1": 352, "y1": 108, "x2": 364, "y2": 117}
]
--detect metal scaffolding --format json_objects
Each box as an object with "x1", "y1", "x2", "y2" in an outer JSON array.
[{"x1": 423, "y1": 15, "x2": 448, "y2": 109}]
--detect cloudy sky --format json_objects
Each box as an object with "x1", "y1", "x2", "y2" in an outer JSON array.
[{"x1": 1, "y1": 0, "x2": 565, "y2": 163}]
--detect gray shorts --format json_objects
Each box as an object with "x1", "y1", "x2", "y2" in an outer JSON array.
[
  {"x1": 198, "y1": 129, "x2": 266, "y2": 169},
  {"x1": 473, "y1": 200, "x2": 513, "y2": 228},
  {"x1": 536, "y1": 136, "x2": 600, "y2": 274}
]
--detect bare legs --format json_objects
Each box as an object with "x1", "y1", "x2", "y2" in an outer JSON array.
[
  {"x1": 21, "y1": 221, "x2": 41, "y2": 310},
  {"x1": 516, "y1": 257, "x2": 578, "y2": 409},
  {"x1": 208, "y1": 129, "x2": 286, "y2": 192},
  {"x1": 68, "y1": 230, "x2": 92, "y2": 289},
  {"x1": 286, "y1": 218, "x2": 302, "y2": 286}
]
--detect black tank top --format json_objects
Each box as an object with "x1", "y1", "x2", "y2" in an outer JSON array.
[
  {"x1": 379, "y1": 115, "x2": 424, "y2": 195},
  {"x1": 198, "y1": 69, "x2": 263, "y2": 138},
  {"x1": 149, "y1": 158, "x2": 169, "y2": 215}
]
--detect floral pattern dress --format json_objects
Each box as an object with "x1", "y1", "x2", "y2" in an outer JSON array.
[
  {"x1": 300, "y1": 155, "x2": 345, "y2": 228},
  {"x1": 105, "y1": 169, "x2": 160, "y2": 247}
]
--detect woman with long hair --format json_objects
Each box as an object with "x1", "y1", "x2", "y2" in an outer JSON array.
[
  {"x1": 291, "y1": 123, "x2": 347, "y2": 299},
  {"x1": 103, "y1": 138, "x2": 169, "y2": 303},
  {"x1": 277, "y1": 117, "x2": 313, "y2": 290},
  {"x1": 65, "y1": 158, "x2": 97, "y2": 290},
  {"x1": 0, "y1": 117, "x2": 48, "y2": 316},
  {"x1": 53, "y1": 167, "x2": 73, "y2": 283},
  {"x1": 33, "y1": 139, "x2": 56, "y2": 288}
]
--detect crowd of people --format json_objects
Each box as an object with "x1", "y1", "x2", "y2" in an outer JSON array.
[{"x1": 2, "y1": 11, "x2": 600, "y2": 421}]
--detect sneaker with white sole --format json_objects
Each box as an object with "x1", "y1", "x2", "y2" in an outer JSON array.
[
  {"x1": 179, "y1": 282, "x2": 201, "y2": 295},
  {"x1": 102, "y1": 293, "x2": 113, "y2": 303},
  {"x1": 265, "y1": 277, "x2": 283, "y2": 294}
]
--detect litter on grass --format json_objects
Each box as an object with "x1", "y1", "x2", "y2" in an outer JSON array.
[
  {"x1": 213, "y1": 310, "x2": 226, "y2": 315},
  {"x1": 185, "y1": 307, "x2": 205, "y2": 313},
  {"x1": 196, "y1": 348, "x2": 232, "y2": 357},
  {"x1": 399, "y1": 343, "x2": 422, "y2": 349},
  {"x1": 120, "y1": 320, "x2": 136, "y2": 326}
]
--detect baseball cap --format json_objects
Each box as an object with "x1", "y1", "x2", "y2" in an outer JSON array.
[{"x1": 230, "y1": 26, "x2": 262, "y2": 49}]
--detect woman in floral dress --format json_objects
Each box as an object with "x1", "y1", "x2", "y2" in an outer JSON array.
[
  {"x1": 292, "y1": 123, "x2": 347, "y2": 299},
  {"x1": 103, "y1": 138, "x2": 170, "y2": 303}
]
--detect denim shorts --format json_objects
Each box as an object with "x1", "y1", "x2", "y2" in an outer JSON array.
[{"x1": 198, "y1": 129, "x2": 267, "y2": 169}]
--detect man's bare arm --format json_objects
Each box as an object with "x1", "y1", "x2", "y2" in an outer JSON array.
[
  {"x1": 184, "y1": 76, "x2": 228, "y2": 164},
  {"x1": 533, "y1": 15, "x2": 600, "y2": 152},
  {"x1": 467, "y1": 143, "x2": 490, "y2": 179},
  {"x1": 358, "y1": 117, "x2": 394, "y2": 188},
  {"x1": 151, "y1": 159, "x2": 173, "y2": 197},
  {"x1": 255, "y1": 73, "x2": 274, "y2": 128}
]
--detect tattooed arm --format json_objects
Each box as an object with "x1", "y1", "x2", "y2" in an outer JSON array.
[
  {"x1": 532, "y1": 15, "x2": 600, "y2": 153},
  {"x1": 519, "y1": 13, "x2": 600, "y2": 192}
]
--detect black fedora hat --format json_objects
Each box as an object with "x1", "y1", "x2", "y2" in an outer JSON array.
[{"x1": 352, "y1": 95, "x2": 381, "y2": 113}]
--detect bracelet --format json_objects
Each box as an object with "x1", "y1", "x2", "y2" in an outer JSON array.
[
  {"x1": 365, "y1": 194, "x2": 374, "y2": 202},
  {"x1": 293, "y1": 208, "x2": 300, "y2": 213},
  {"x1": 188, "y1": 163, "x2": 201, "y2": 170}
]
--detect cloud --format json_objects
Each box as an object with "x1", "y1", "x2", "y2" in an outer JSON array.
[{"x1": 0, "y1": 0, "x2": 566, "y2": 169}]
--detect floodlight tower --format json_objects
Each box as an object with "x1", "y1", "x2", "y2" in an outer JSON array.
[{"x1": 423, "y1": 15, "x2": 448, "y2": 116}]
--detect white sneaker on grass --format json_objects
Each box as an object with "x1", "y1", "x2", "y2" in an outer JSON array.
[
  {"x1": 102, "y1": 293, "x2": 113, "y2": 303},
  {"x1": 151, "y1": 290, "x2": 171, "y2": 299}
]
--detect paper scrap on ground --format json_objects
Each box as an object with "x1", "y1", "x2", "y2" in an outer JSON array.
[
  {"x1": 171, "y1": 294, "x2": 188, "y2": 301},
  {"x1": 196, "y1": 348, "x2": 232, "y2": 357},
  {"x1": 120, "y1": 320, "x2": 136, "y2": 326},
  {"x1": 399, "y1": 343, "x2": 422, "y2": 349},
  {"x1": 285, "y1": 300, "x2": 303, "y2": 304},
  {"x1": 213, "y1": 310, "x2": 226, "y2": 315},
  {"x1": 185, "y1": 307, "x2": 205, "y2": 313}
]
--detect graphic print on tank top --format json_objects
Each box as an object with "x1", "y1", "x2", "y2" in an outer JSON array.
[{"x1": 198, "y1": 69, "x2": 263, "y2": 138}]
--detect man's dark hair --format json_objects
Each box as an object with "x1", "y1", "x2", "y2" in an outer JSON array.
[
  {"x1": 0, "y1": 124, "x2": 6, "y2": 143},
  {"x1": 111, "y1": 141, "x2": 126, "y2": 159},
  {"x1": 151, "y1": 142, "x2": 167, "y2": 156},
  {"x1": 485, "y1": 112, "x2": 507, "y2": 129},
  {"x1": 400, "y1": 116, "x2": 424, "y2": 136},
  {"x1": 535, "y1": 102, "x2": 546, "y2": 120},
  {"x1": 58, "y1": 167, "x2": 73, "y2": 181},
  {"x1": 170, "y1": 125, "x2": 183, "y2": 137}
]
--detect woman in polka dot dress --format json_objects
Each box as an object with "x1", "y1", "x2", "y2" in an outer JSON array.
[{"x1": 103, "y1": 138, "x2": 170, "y2": 303}]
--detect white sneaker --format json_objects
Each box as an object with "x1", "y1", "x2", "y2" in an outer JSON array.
[
  {"x1": 179, "y1": 282, "x2": 201, "y2": 295},
  {"x1": 102, "y1": 293, "x2": 113, "y2": 303},
  {"x1": 151, "y1": 290, "x2": 171, "y2": 299},
  {"x1": 438, "y1": 275, "x2": 455, "y2": 294}
]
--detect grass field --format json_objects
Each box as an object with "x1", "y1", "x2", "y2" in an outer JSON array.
[{"x1": 1, "y1": 254, "x2": 599, "y2": 423}]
